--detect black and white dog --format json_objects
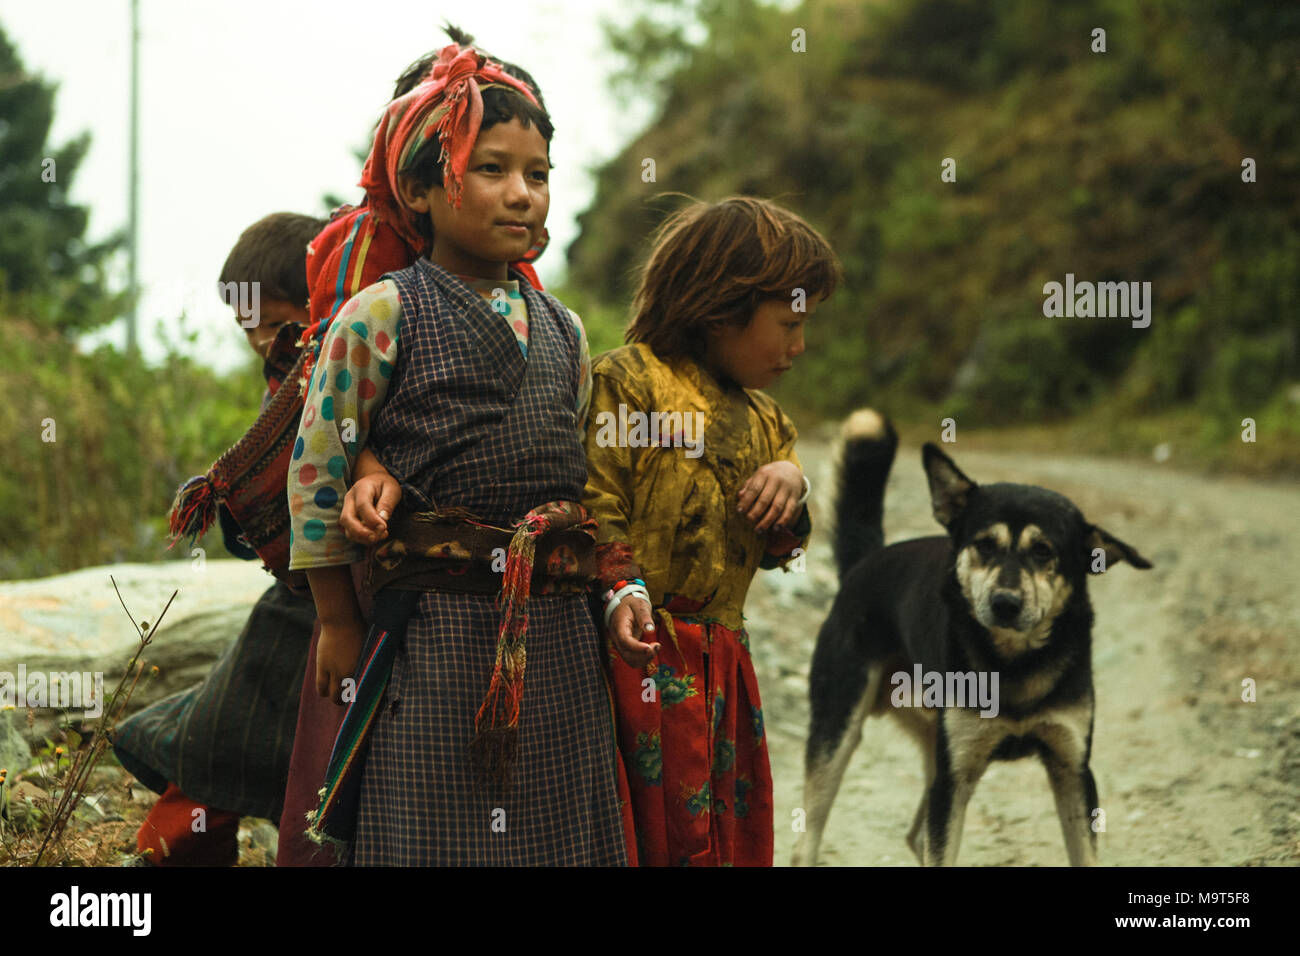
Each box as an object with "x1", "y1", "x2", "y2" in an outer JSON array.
[{"x1": 792, "y1": 410, "x2": 1151, "y2": 866}]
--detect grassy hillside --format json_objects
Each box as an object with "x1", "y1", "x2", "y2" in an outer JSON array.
[
  {"x1": 566, "y1": 0, "x2": 1300, "y2": 469},
  {"x1": 1, "y1": 312, "x2": 264, "y2": 579}
]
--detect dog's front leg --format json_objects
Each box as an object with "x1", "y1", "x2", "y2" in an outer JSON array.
[
  {"x1": 923, "y1": 709, "x2": 995, "y2": 866},
  {"x1": 1044, "y1": 757, "x2": 1099, "y2": 866},
  {"x1": 1037, "y1": 714, "x2": 1100, "y2": 866}
]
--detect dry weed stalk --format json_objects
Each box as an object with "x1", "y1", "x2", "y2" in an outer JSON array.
[{"x1": 24, "y1": 576, "x2": 177, "y2": 866}]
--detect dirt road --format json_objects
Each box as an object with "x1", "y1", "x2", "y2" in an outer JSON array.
[{"x1": 746, "y1": 438, "x2": 1300, "y2": 866}]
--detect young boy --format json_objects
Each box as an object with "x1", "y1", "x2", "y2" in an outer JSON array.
[
  {"x1": 112, "y1": 212, "x2": 325, "y2": 866},
  {"x1": 273, "y1": 32, "x2": 558, "y2": 867},
  {"x1": 288, "y1": 43, "x2": 628, "y2": 865}
]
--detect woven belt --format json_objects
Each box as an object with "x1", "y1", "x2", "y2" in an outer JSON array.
[{"x1": 364, "y1": 507, "x2": 597, "y2": 598}]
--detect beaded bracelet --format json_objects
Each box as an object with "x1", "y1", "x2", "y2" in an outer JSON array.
[
  {"x1": 601, "y1": 578, "x2": 646, "y2": 602},
  {"x1": 603, "y1": 582, "x2": 652, "y2": 629}
]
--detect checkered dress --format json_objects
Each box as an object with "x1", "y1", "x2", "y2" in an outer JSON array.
[
  {"x1": 368, "y1": 258, "x2": 585, "y2": 522},
  {"x1": 352, "y1": 259, "x2": 627, "y2": 865}
]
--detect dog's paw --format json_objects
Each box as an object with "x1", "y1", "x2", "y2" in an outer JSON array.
[
  {"x1": 790, "y1": 838, "x2": 816, "y2": 867},
  {"x1": 908, "y1": 832, "x2": 926, "y2": 866}
]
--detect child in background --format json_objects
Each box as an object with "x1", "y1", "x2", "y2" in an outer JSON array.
[
  {"x1": 113, "y1": 212, "x2": 324, "y2": 865},
  {"x1": 589, "y1": 197, "x2": 840, "y2": 866},
  {"x1": 288, "y1": 42, "x2": 629, "y2": 865}
]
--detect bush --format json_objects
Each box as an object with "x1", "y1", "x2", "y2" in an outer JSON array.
[
  {"x1": 1, "y1": 313, "x2": 264, "y2": 580},
  {"x1": 950, "y1": 317, "x2": 1096, "y2": 422}
]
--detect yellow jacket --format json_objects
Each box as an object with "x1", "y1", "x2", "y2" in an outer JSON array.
[{"x1": 583, "y1": 343, "x2": 809, "y2": 631}]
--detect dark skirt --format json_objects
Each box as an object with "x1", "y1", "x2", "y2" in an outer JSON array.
[
  {"x1": 112, "y1": 579, "x2": 314, "y2": 821},
  {"x1": 353, "y1": 591, "x2": 629, "y2": 865}
]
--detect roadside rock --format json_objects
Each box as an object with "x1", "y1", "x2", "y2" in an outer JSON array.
[
  {"x1": 0, "y1": 560, "x2": 274, "y2": 738},
  {"x1": 238, "y1": 820, "x2": 280, "y2": 866}
]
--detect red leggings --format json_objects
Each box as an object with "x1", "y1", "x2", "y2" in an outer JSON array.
[{"x1": 136, "y1": 783, "x2": 240, "y2": 866}]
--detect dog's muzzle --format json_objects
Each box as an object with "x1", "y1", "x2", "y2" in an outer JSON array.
[{"x1": 990, "y1": 591, "x2": 1023, "y2": 627}]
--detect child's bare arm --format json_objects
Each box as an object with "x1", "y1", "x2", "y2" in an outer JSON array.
[
  {"x1": 306, "y1": 565, "x2": 365, "y2": 704},
  {"x1": 341, "y1": 449, "x2": 402, "y2": 544},
  {"x1": 737, "y1": 460, "x2": 804, "y2": 533}
]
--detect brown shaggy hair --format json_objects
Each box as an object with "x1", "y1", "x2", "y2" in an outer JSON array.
[
  {"x1": 626, "y1": 196, "x2": 841, "y2": 359},
  {"x1": 217, "y1": 212, "x2": 327, "y2": 309}
]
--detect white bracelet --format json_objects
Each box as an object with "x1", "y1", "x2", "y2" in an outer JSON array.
[
  {"x1": 603, "y1": 583, "x2": 651, "y2": 629},
  {"x1": 797, "y1": 473, "x2": 811, "y2": 507}
]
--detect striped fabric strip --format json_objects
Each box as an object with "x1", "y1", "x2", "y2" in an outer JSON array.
[
  {"x1": 329, "y1": 211, "x2": 368, "y2": 323},
  {"x1": 307, "y1": 589, "x2": 418, "y2": 845},
  {"x1": 348, "y1": 222, "x2": 376, "y2": 300}
]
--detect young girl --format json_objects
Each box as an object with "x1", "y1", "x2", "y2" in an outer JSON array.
[
  {"x1": 288, "y1": 42, "x2": 629, "y2": 865},
  {"x1": 588, "y1": 197, "x2": 840, "y2": 866}
]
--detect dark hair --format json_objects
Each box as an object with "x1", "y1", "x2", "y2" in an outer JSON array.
[
  {"x1": 393, "y1": 26, "x2": 553, "y2": 244},
  {"x1": 626, "y1": 196, "x2": 842, "y2": 359},
  {"x1": 403, "y1": 87, "x2": 554, "y2": 192},
  {"x1": 217, "y1": 212, "x2": 326, "y2": 309}
]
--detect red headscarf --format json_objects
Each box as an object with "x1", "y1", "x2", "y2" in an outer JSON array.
[
  {"x1": 300, "y1": 43, "x2": 547, "y2": 382},
  {"x1": 360, "y1": 44, "x2": 543, "y2": 250}
]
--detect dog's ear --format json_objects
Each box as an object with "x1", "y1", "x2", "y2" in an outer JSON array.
[
  {"x1": 1084, "y1": 523, "x2": 1153, "y2": 573},
  {"x1": 922, "y1": 442, "x2": 977, "y2": 529}
]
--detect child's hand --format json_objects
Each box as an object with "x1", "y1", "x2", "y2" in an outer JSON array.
[
  {"x1": 316, "y1": 620, "x2": 364, "y2": 705},
  {"x1": 341, "y1": 471, "x2": 402, "y2": 544},
  {"x1": 608, "y1": 597, "x2": 660, "y2": 669},
  {"x1": 737, "y1": 460, "x2": 804, "y2": 533}
]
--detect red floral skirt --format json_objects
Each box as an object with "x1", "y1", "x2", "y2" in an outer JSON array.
[{"x1": 608, "y1": 598, "x2": 773, "y2": 866}]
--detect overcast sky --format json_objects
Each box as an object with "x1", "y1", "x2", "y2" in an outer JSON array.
[{"x1": 1, "y1": 0, "x2": 655, "y2": 371}]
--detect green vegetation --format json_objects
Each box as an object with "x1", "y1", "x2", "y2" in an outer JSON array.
[
  {"x1": 0, "y1": 311, "x2": 264, "y2": 579},
  {"x1": 0, "y1": 26, "x2": 124, "y2": 335},
  {"x1": 0, "y1": 22, "x2": 263, "y2": 579},
  {"x1": 571, "y1": 0, "x2": 1300, "y2": 467}
]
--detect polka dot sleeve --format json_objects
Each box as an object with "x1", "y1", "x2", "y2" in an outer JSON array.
[{"x1": 287, "y1": 280, "x2": 401, "y2": 570}]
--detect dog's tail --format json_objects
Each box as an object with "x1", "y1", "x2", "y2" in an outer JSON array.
[{"x1": 833, "y1": 408, "x2": 898, "y2": 577}]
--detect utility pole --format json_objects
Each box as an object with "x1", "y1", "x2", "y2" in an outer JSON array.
[{"x1": 126, "y1": 0, "x2": 139, "y2": 353}]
